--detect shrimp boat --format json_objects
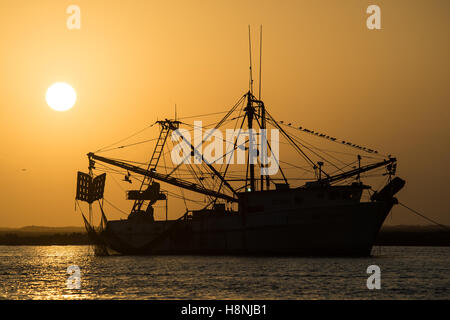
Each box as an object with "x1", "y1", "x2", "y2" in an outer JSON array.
[{"x1": 75, "y1": 36, "x2": 405, "y2": 257}]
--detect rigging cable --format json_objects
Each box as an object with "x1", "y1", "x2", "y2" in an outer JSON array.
[
  {"x1": 276, "y1": 120, "x2": 386, "y2": 157},
  {"x1": 97, "y1": 117, "x2": 243, "y2": 154},
  {"x1": 398, "y1": 203, "x2": 450, "y2": 231},
  {"x1": 165, "y1": 95, "x2": 246, "y2": 182},
  {"x1": 95, "y1": 123, "x2": 156, "y2": 153},
  {"x1": 253, "y1": 114, "x2": 289, "y2": 184},
  {"x1": 264, "y1": 110, "x2": 321, "y2": 176},
  {"x1": 276, "y1": 122, "x2": 360, "y2": 171},
  {"x1": 213, "y1": 107, "x2": 248, "y2": 202},
  {"x1": 163, "y1": 144, "x2": 189, "y2": 211},
  {"x1": 177, "y1": 110, "x2": 231, "y2": 121},
  {"x1": 96, "y1": 137, "x2": 159, "y2": 153},
  {"x1": 103, "y1": 197, "x2": 129, "y2": 216}
]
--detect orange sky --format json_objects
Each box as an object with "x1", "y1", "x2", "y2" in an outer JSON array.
[{"x1": 0, "y1": 0, "x2": 449, "y2": 227}]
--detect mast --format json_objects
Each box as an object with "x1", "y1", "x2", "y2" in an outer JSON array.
[
  {"x1": 246, "y1": 26, "x2": 256, "y2": 191},
  {"x1": 245, "y1": 92, "x2": 256, "y2": 191},
  {"x1": 258, "y1": 25, "x2": 262, "y2": 100},
  {"x1": 258, "y1": 25, "x2": 269, "y2": 191},
  {"x1": 248, "y1": 25, "x2": 254, "y2": 95},
  {"x1": 259, "y1": 102, "x2": 265, "y2": 191}
]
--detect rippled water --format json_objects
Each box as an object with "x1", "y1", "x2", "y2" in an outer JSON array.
[{"x1": 0, "y1": 246, "x2": 448, "y2": 299}]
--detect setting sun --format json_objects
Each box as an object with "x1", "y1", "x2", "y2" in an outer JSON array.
[{"x1": 45, "y1": 82, "x2": 76, "y2": 111}]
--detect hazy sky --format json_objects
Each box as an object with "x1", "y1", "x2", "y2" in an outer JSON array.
[{"x1": 0, "y1": 0, "x2": 449, "y2": 227}]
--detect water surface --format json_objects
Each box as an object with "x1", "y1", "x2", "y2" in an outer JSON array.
[{"x1": 0, "y1": 246, "x2": 448, "y2": 299}]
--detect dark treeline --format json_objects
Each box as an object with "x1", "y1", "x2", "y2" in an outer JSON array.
[
  {"x1": 0, "y1": 232, "x2": 90, "y2": 245},
  {"x1": 375, "y1": 230, "x2": 450, "y2": 246},
  {"x1": 0, "y1": 226, "x2": 448, "y2": 246}
]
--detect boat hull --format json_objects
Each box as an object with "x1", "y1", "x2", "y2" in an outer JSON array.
[{"x1": 99, "y1": 200, "x2": 395, "y2": 256}]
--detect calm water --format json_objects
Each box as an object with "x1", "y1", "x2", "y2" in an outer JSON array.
[{"x1": 0, "y1": 246, "x2": 448, "y2": 300}]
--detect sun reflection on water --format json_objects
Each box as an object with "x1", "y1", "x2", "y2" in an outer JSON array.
[{"x1": 0, "y1": 246, "x2": 95, "y2": 300}]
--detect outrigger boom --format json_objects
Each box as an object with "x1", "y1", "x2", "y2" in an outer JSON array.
[{"x1": 87, "y1": 152, "x2": 237, "y2": 203}]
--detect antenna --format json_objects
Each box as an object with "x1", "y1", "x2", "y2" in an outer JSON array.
[
  {"x1": 258, "y1": 25, "x2": 262, "y2": 100},
  {"x1": 248, "y1": 25, "x2": 253, "y2": 94},
  {"x1": 175, "y1": 104, "x2": 177, "y2": 121}
]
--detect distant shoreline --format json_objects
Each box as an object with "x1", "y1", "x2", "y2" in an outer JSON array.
[{"x1": 0, "y1": 225, "x2": 449, "y2": 246}]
